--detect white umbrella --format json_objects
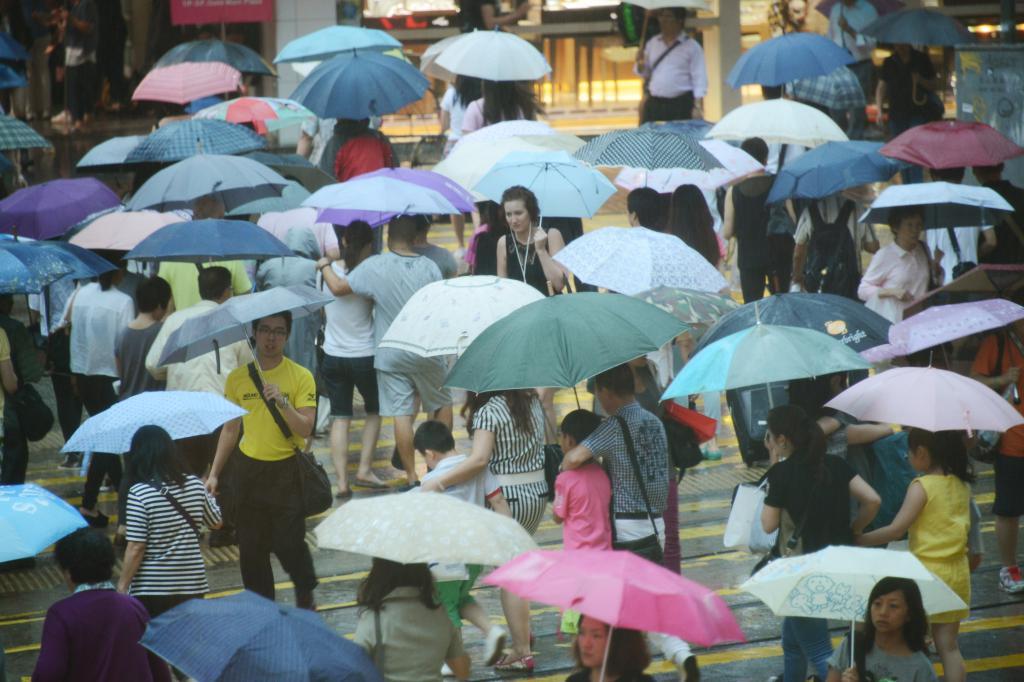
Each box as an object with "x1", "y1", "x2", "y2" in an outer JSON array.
[
  {"x1": 860, "y1": 181, "x2": 1012, "y2": 229},
  {"x1": 303, "y1": 177, "x2": 460, "y2": 215},
  {"x1": 420, "y1": 33, "x2": 463, "y2": 81},
  {"x1": 379, "y1": 275, "x2": 544, "y2": 357},
  {"x1": 707, "y1": 99, "x2": 848, "y2": 147},
  {"x1": 315, "y1": 491, "x2": 538, "y2": 565},
  {"x1": 452, "y1": 120, "x2": 557, "y2": 156},
  {"x1": 434, "y1": 30, "x2": 552, "y2": 82},
  {"x1": 553, "y1": 226, "x2": 728, "y2": 296},
  {"x1": 614, "y1": 139, "x2": 764, "y2": 192}
]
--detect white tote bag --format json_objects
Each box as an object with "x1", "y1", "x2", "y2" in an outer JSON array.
[{"x1": 723, "y1": 480, "x2": 777, "y2": 552}]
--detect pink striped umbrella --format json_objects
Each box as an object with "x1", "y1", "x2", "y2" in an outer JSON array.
[{"x1": 132, "y1": 62, "x2": 241, "y2": 105}]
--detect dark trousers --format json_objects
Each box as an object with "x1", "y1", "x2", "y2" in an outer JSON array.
[
  {"x1": 234, "y1": 453, "x2": 317, "y2": 601},
  {"x1": 0, "y1": 403, "x2": 29, "y2": 484},
  {"x1": 77, "y1": 374, "x2": 121, "y2": 511},
  {"x1": 641, "y1": 91, "x2": 694, "y2": 124},
  {"x1": 740, "y1": 268, "x2": 772, "y2": 303},
  {"x1": 136, "y1": 593, "x2": 201, "y2": 619},
  {"x1": 66, "y1": 61, "x2": 95, "y2": 123},
  {"x1": 51, "y1": 373, "x2": 84, "y2": 443}
]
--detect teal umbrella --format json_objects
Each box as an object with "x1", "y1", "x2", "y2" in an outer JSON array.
[
  {"x1": 661, "y1": 324, "x2": 870, "y2": 400},
  {"x1": 445, "y1": 292, "x2": 686, "y2": 392}
]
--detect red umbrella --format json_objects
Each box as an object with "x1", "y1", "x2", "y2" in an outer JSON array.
[{"x1": 880, "y1": 120, "x2": 1024, "y2": 169}]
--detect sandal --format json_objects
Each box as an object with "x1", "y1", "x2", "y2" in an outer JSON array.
[
  {"x1": 353, "y1": 476, "x2": 389, "y2": 490},
  {"x1": 494, "y1": 655, "x2": 535, "y2": 673},
  {"x1": 335, "y1": 489, "x2": 353, "y2": 500}
]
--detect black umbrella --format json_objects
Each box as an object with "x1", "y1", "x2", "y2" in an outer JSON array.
[{"x1": 154, "y1": 39, "x2": 276, "y2": 77}]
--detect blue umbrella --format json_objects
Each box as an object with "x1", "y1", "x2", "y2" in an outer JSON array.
[
  {"x1": 0, "y1": 64, "x2": 27, "y2": 89},
  {"x1": 863, "y1": 8, "x2": 974, "y2": 46},
  {"x1": 474, "y1": 150, "x2": 616, "y2": 218},
  {"x1": 274, "y1": 25, "x2": 401, "y2": 63},
  {"x1": 125, "y1": 120, "x2": 266, "y2": 164},
  {"x1": 0, "y1": 32, "x2": 29, "y2": 62},
  {"x1": 125, "y1": 219, "x2": 292, "y2": 263},
  {"x1": 29, "y1": 241, "x2": 116, "y2": 280},
  {"x1": 0, "y1": 484, "x2": 87, "y2": 562},
  {"x1": 726, "y1": 33, "x2": 854, "y2": 88},
  {"x1": 141, "y1": 590, "x2": 383, "y2": 682},
  {"x1": 767, "y1": 141, "x2": 908, "y2": 203},
  {"x1": 290, "y1": 51, "x2": 428, "y2": 119},
  {"x1": 76, "y1": 135, "x2": 146, "y2": 171},
  {"x1": 154, "y1": 39, "x2": 276, "y2": 76},
  {"x1": 126, "y1": 154, "x2": 289, "y2": 212}
]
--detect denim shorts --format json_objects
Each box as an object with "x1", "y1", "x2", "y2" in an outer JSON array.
[{"x1": 320, "y1": 354, "x2": 379, "y2": 417}]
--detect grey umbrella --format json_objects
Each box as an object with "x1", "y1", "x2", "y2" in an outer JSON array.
[{"x1": 126, "y1": 154, "x2": 289, "y2": 212}]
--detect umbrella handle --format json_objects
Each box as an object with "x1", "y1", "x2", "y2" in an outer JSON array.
[
  {"x1": 599, "y1": 624, "x2": 613, "y2": 682},
  {"x1": 849, "y1": 620, "x2": 855, "y2": 670}
]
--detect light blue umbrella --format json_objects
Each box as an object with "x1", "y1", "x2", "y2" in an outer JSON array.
[
  {"x1": 0, "y1": 241, "x2": 73, "y2": 294},
  {"x1": 76, "y1": 135, "x2": 146, "y2": 171},
  {"x1": 126, "y1": 154, "x2": 289, "y2": 212},
  {"x1": 290, "y1": 51, "x2": 428, "y2": 119},
  {"x1": 474, "y1": 150, "x2": 616, "y2": 218},
  {"x1": 274, "y1": 25, "x2": 400, "y2": 63},
  {"x1": 226, "y1": 181, "x2": 311, "y2": 216},
  {"x1": 303, "y1": 175, "x2": 459, "y2": 216},
  {"x1": 125, "y1": 120, "x2": 266, "y2": 163},
  {"x1": 767, "y1": 141, "x2": 908, "y2": 203},
  {"x1": 28, "y1": 241, "x2": 116, "y2": 280},
  {"x1": 62, "y1": 391, "x2": 247, "y2": 454},
  {"x1": 661, "y1": 323, "x2": 871, "y2": 399},
  {"x1": 863, "y1": 8, "x2": 974, "y2": 46},
  {"x1": 726, "y1": 32, "x2": 854, "y2": 88},
  {"x1": 125, "y1": 219, "x2": 292, "y2": 263},
  {"x1": 0, "y1": 484, "x2": 87, "y2": 562}
]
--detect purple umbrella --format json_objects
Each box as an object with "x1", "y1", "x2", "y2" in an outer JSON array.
[
  {"x1": 815, "y1": 0, "x2": 903, "y2": 18},
  {"x1": 0, "y1": 178, "x2": 121, "y2": 240},
  {"x1": 316, "y1": 168, "x2": 474, "y2": 226}
]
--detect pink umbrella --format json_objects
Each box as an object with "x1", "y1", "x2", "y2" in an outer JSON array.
[
  {"x1": 880, "y1": 120, "x2": 1024, "y2": 170},
  {"x1": 483, "y1": 549, "x2": 744, "y2": 647},
  {"x1": 132, "y1": 62, "x2": 241, "y2": 105},
  {"x1": 69, "y1": 210, "x2": 183, "y2": 251},
  {"x1": 826, "y1": 366, "x2": 1024, "y2": 433}
]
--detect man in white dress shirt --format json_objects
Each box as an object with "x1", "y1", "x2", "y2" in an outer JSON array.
[
  {"x1": 828, "y1": 0, "x2": 878, "y2": 139},
  {"x1": 636, "y1": 8, "x2": 708, "y2": 124}
]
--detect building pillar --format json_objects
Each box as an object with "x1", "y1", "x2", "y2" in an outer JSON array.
[
  {"x1": 701, "y1": 1, "x2": 743, "y2": 121},
  {"x1": 273, "y1": 0, "x2": 336, "y2": 145}
]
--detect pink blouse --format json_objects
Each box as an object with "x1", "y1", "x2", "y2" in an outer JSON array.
[{"x1": 857, "y1": 241, "x2": 931, "y2": 323}]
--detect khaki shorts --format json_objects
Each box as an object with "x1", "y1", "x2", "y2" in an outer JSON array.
[{"x1": 376, "y1": 363, "x2": 451, "y2": 417}]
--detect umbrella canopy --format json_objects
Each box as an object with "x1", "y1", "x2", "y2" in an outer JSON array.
[
  {"x1": 316, "y1": 492, "x2": 537, "y2": 564},
  {"x1": 192, "y1": 97, "x2": 315, "y2": 135},
  {"x1": 290, "y1": 51, "x2": 428, "y2": 119},
  {"x1": 0, "y1": 178, "x2": 121, "y2": 240},
  {"x1": 633, "y1": 286, "x2": 740, "y2": 328},
  {"x1": 767, "y1": 141, "x2": 906, "y2": 203},
  {"x1": 132, "y1": 62, "x2": 241, "y2": 105},
  {"x1": 434, "y1": 134, "x2": 585, "y2": 196},
  {"x1": 0, "y1": 484, "x2": 87, "y2": 563},
  {"x1": 0, "y1": 115, "x2": 52, "y2": 151},
  {"x1": 125, "y1": 119, "x2": 265, "y2": 164},
  {"x1": 451, "y1": 120, "x2": 557, "y2": 155},
  {"x1": 304, "y1": 175, "x2": 460, "y2": 219},
  {"x1": 726, "y1": 32, "x2": 854, "y2": 88},
  {"x1": 126, "y1": 154, "x2": 289, "y2": 212},
  {"x1": 485, "y1": 549, "x2": 743, "y2": 647},
  {"x1": 860, "y1": 182, "x2": 1012, "y2": 229},
  {"x1": 474, "y1": 150, "x2": 616, "y2": 218},
  {"x1": 28, "y1": 242, "x2": 115, "y2": 280},
  {"x1": 825, "y1": 366, "x2": 1024, "y2": 432},
  {"x1": 0, "y1": 241, "x2": 73, "y2": 294},
  {"x1": 880, "y1": 120, "x2": 1024, "y2": 170},
  {"x1": 240, "y1": 151, "x2": 334, "y2": 191},
  {"x1": 816, "y1": 0, "x2": 903, "y2": 17},
  {"x1": 314, "y1": 168, "x2": 474, "y2": 226},
  {"x1": 573, "y1": 128, "x2": 722, "y2": 171},
  {"x1": 379, "y1": 276, "x2": 545, "y2": 357},
  {"x1": 75, "y1": 135, "x2": 147, "y2": 171},
  {"x1": 863, "y1": 7, "x2": 974, "y2": 46},
  {"x1": 707, "y1": 99, "x2": 848, "y2": 147},
  {"x1": 445, "y1": 292, "x2": 687, "y2": 392},
  {"x1": 0, "y1": 32, "x2": 29, "y2": 62},
  {"x1": 789, "y1": 66, "x2": 866, "y2": 112},
  {"x1": 741, "y1": 546, "x2": 966, "y2": 621},
  {"x1": 69, "y1": 210, "x2": 183, "y2": 251},
  {"x1": 902, "y1": 265, "x2": 1024, "y2": 319},
  {"x1": 226, "y1": 181, "x2": 311, "y2": 217},
  {"x1": 662, "y1": 324, "x2": 871, "y2": 399},
  {"x1": 553, "y1": 226, "x2": 728, "y2": 296},
  {"x1": 696, "y1": 292, "x2": 891, "y2": 353},
  {"x1": 154, "y1": 39, "x2": 276, "y2": 76},
  {"x1": 615, "y1": 139, "x2": 764, "y2": 193},
  {"x1": 63, "y1": 392, "x2": 246, "y2": 454},
  {"x1": 125, "y1": 219, "x2": 292, "y2": 263},
  {"x1": 0, "y1": 65, "x2": 27, "y2": 90},
  {"x1": 419, "y1": 33, "x2": 463, "y2": 81},
  {"x1": 434, "y1": 29, "x2": 551, "y2": 82},
  {"x1": 274, "y1": 25, "x2": 400, "y2": 63},
  {"x1": 142, "y1": 591, "x2": 383, "y2": 682}
]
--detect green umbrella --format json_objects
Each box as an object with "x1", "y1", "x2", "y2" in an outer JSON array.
[
  {"x1": 633, "y1": 286, "x2": 739, "y2": 327},
  {"x1": 445, "y1": 292, "x2": 687, "y2": 392}
]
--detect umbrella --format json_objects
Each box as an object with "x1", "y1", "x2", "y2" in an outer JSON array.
[
  {"x1": 553, "y1": 226, "x2": 728, "y2": 296},
  {"x1": 62, "y1": 391, "x2": 247, "y2": 454},
  {"x1": 315, "y1": 492, "x2": 537, "y2": 565},
  {"x1": 707, "y1": 99, "x2": 848, "y2": 147},
  {"x1": 880, "y1": 120, "x2": 1024, "y2": 170},
  {"x1": 126, "y1": 154, "x2": 289, "y2": 212},
  {"x1": 304, "y1": 176, "x2": 460, "y2": 220},
  {"x1": 75, "y1": 135, "x2": 146, "y2": 171},
  {"x1": 274, "y1": 25, "x2": 400, "y2": 63},
  {"x1": 0, "y1": 32, "x2": 29, "y2": 62},
  {"x1": 445, "y1": 292, "x2": 687, "y2": 392},
  {"x1": 0, "y1": 178, "x2": 122, "y2": 240},
  {"x1": 289, "y1": 51, "x2": 428, "y2": 119},
  {"x1": 726, "y1": 32, "x2": 854, "y2": 88},
  {"x1": 662, "y1": 324, "x2": 871, "y2": 399},
  {"x1": 815, "y1": 0, "x2": 903, "y2": 18},
  {"x1": 0, "y1": 241, "x2": 72, "y2": 294},
  {"x1": 28, "y1": 242, "x2": 115, "y2": 280},
  {"x1": 767, "y1": 141, "x2": 906, "y2": 203},
  {"x1": 474, "y1": 151, "x2": 616, "y2": 219},
  {"x1": 860, "y1": 182, "x2": 1012, "y2": 229},
  {"x1": 157, "y1": 285, "x2": 333, "y2": 366},
  {"x1": 314, "y1": 168, "x2": 475, "y2": 226},
  {"x1": 125, "y1": 219, "x2": 292, "y2": 263},
  {"x1": 132, "y1": 62, "x2": 241, "y2": 105},
  {"x1": 240, "y1": 151, "x2": 334, "y2": 192},
  {"x1": 434, "y1": 134, "x2": 585, "y2": 196},
  {"x1": 789, "y1": 66, "x2": 866, "y2": 112},
  {"x1": 226, "y1": 181, "x2": 311, "y2": 217},
  {"x1": 484, "y1": 549, "x2": 743, "y2": 647},
  {"x1": 0, "y1": 65, "x2": 27, "y2": 89},
  {"x1": 863, "y1": 8, "x2": 975, "y2": 46},
  {"x1": 451, "y1": 120, "x2": 557, "y2": 155},
  {"x1": 434, "y1": 29, "x2": 552, "y2": 82},
  {"x1": 154, "y1": 39, "x2": 276, "y2": 76},
  {"x1": 0, "y1": 484, "x2": 87, "y2": 563},
  {"x1": 141, "y1": 591, "x2": 383, "y2": 682},
  {"x1": 192, "y1": 97, "x2": 315, "y2": 135},
  {"x1": 642, "y1": 119, "x2": 714, "y2": 138},
  {"x1": 0, "y1": 115, "x2": 52, "y2": 151},
  {"x1": 903, "y1": 265, "x2": 1024, "y2": 318},
  {"x1": 573, "y1": 128, "x2": 722, "y2": 171},
  {"x1": 614, "y1": 139, "x2": 764, "y2": 193},
  {"x1": 696, "y1": 292, "x2": 891, "y2": 354},
  {"x1": 69, "y1": 210, "x2": 182, "y2": 251},
  {"x1": 419, "y1": 33, "x2": 463, "y2": 81},
  {"x1": 825, "y1": 366, "x2": 1024, "y2": 433},
  {"x1": 379, "y1": 276, "x2": 545, "y2": 356},
  {"x1": 125, "y1": 120, "x2": 266, "y2": 164},
  {"x1": 633, "y1": 286, "x2": 739, "y2": 328}
]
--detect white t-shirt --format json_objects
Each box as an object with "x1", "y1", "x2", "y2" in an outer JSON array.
[
  {"x1": 440, "y1": 86, "x2": 469, "y2": 142},
  {"x1": 322, "y1": 262, "x2": 375, "y2": 358},
  {"x1": 926, "y1": 226, "x2": 990, "y2": 285},
  {"x1": 65, "y1": 282, "x2": 135, "y2": 377}
]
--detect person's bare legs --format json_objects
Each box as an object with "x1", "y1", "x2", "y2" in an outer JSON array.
[
  {"x1": 432, "y1": 404, "x2": 453, "y2": 429},
  {"x1": 460, "y1": 601, "x2": 494, "y2": 636},
  {"x1": 355, "y1": 414, "x2": 384, "y2": 484},
  {"x1": 537, "y1": 387, "x2": 558, "y2": 442},
  {"x1": 995, "y1": 514, "x2": 1019, "y2": 567},
  {"x1": 329, "y1": 417, "x2": 351, "y2": 495},
  {"x1": 932, "y1": 622, "x2": 965, "y2": 682},
  {"x1": 393, "y1": 414, "x2": 418, "y2": 484},
  {"x1": 453, "y1": 213, "x2": 466, "y2": 249},
  {"x1": 500, "y1": 589, "x2": 532, "y2": 659}
]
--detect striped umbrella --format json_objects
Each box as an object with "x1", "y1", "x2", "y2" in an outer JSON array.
[
  {"x1": 573, "y1": 128, "x2": 722, "y2": 171},
  {"x1": 132, "y1": 62, "x2": 241, "y2": 105},
  {"x1": 0, "y1": 116, "x2": 51, "y2": 151},
  {"x1": 126, "y1": 120, "x2": 266, "y2": 163},
  {"x1": 192, "y1": 97, "x2": 315, "y2": 134}
]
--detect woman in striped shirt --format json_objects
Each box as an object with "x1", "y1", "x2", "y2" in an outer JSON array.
[{"x1": 117, "y1": 426, "x2": 222, "y2": 618}]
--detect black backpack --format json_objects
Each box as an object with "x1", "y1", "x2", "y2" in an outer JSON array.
[{"x1": 803, "y1": 200, "x2": 860, "y2": 299}]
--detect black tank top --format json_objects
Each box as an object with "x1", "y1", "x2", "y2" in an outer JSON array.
[{"x1": 506, "y1": 232, "x2": 550, "y2": 296}]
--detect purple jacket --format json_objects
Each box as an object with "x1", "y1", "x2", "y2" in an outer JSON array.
[{"x1": 32, "y1": 589, "x2": 170, "y2": 682}]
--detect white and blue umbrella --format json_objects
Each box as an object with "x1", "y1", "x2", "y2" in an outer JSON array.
[
  {"x1": 303, "y1": 175, "x2": 460, "y2": 217},
  {"x1": 0, "y1": 484, "x2": 87, "y2": 562},
  {"x1": 0, "y1": 241, "x2": 73, "y2": 294},
  {"x1": 274, "y1": 25, "x2": 400, "y2": 63},
  {"x1": 860, "y1": 182, "x2": 1013, "y2": 229},
  {"x1": 62, "y1": 392, "x2": 247, "y2": 454},
  {"x1": 474, "y1": 151, "x2": 616, "y2": 218}
]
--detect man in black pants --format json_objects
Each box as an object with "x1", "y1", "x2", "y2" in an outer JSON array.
[
  {"x1": 636, "y1": 8, "x2": 707, "y2": 123},
  {"x1": 0, "y1": 295, "x2": 44, "y2": 485}
]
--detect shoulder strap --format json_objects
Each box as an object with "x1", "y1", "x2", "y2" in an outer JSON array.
[
  {"x1": 247, "y1": 362, "x2": 303, "y2": 456},
  {"x1": 147, "y1": 483, "x2": 200, "y2": 539},
  {"x1": 614, "y1": 415, "x2": 660, "y2": 541},
  {"x1": 945, "y1": 226, "x2": 963, "y2": 263},
  {"x1": 837, "y1": 199, "x2": 856, "y2": 227},
  {"x1": 644, "y1": 38, "x2": 683, "y2": 90}
]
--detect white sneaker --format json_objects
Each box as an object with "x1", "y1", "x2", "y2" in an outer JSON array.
[
  {"x1": 484, "y1": 626, "x2": 507, "y2": 666},
  {"x1": 441, "y1": 662, "x2": 454, "y2": 677},
  {"x1": 999, "y1": 566, "x2": 1024, "y2": 593}
]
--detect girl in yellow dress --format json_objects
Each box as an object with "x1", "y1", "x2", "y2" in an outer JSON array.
[{"x1": 857, "y1": 429, "x2": 974, "y2": 682}]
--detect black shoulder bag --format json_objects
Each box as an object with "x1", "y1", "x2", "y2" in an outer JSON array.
[
  {"x1": 945, "y1": 227, "x2": 977, "y2": 280},
  {"x1": 147, "y1": 483, "x2": 202, "y2": 539},
  {"x1": 610, "y1": 416, "x2": 664, "y2": 564},
  {"x1": 246, "y1": 363, "x2": 333, "y2": 517}
]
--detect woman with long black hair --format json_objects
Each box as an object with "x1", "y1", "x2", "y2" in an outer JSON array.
[{"x1": 461, "y1": 80, "x2": 542, "y2": 135}]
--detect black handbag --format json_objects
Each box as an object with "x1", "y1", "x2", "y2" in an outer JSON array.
[
  {"x1": 542, "y1": 443, "x2": 564, "y2": 501},
  {"x1": 661, "y1": 415, "x2": 703, "y2": 472},
  {"x1": 11, "y1": 383, "x2": 54, "y2": 442},
  {"x1": 246, "y1": 363, "x2": 332, "y2": 517},
  {"x1": 610, "y1": 416, "x2": 664, "y2": 565}
]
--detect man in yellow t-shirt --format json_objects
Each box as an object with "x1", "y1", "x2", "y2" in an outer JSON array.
[{"x1": 207, "y1": 311, "x2": 318, "y2": 607}]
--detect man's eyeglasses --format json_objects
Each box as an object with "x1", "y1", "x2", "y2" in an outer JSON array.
[{"x1": 256, "y1": 326, "x2": 288, "y2": 338}]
